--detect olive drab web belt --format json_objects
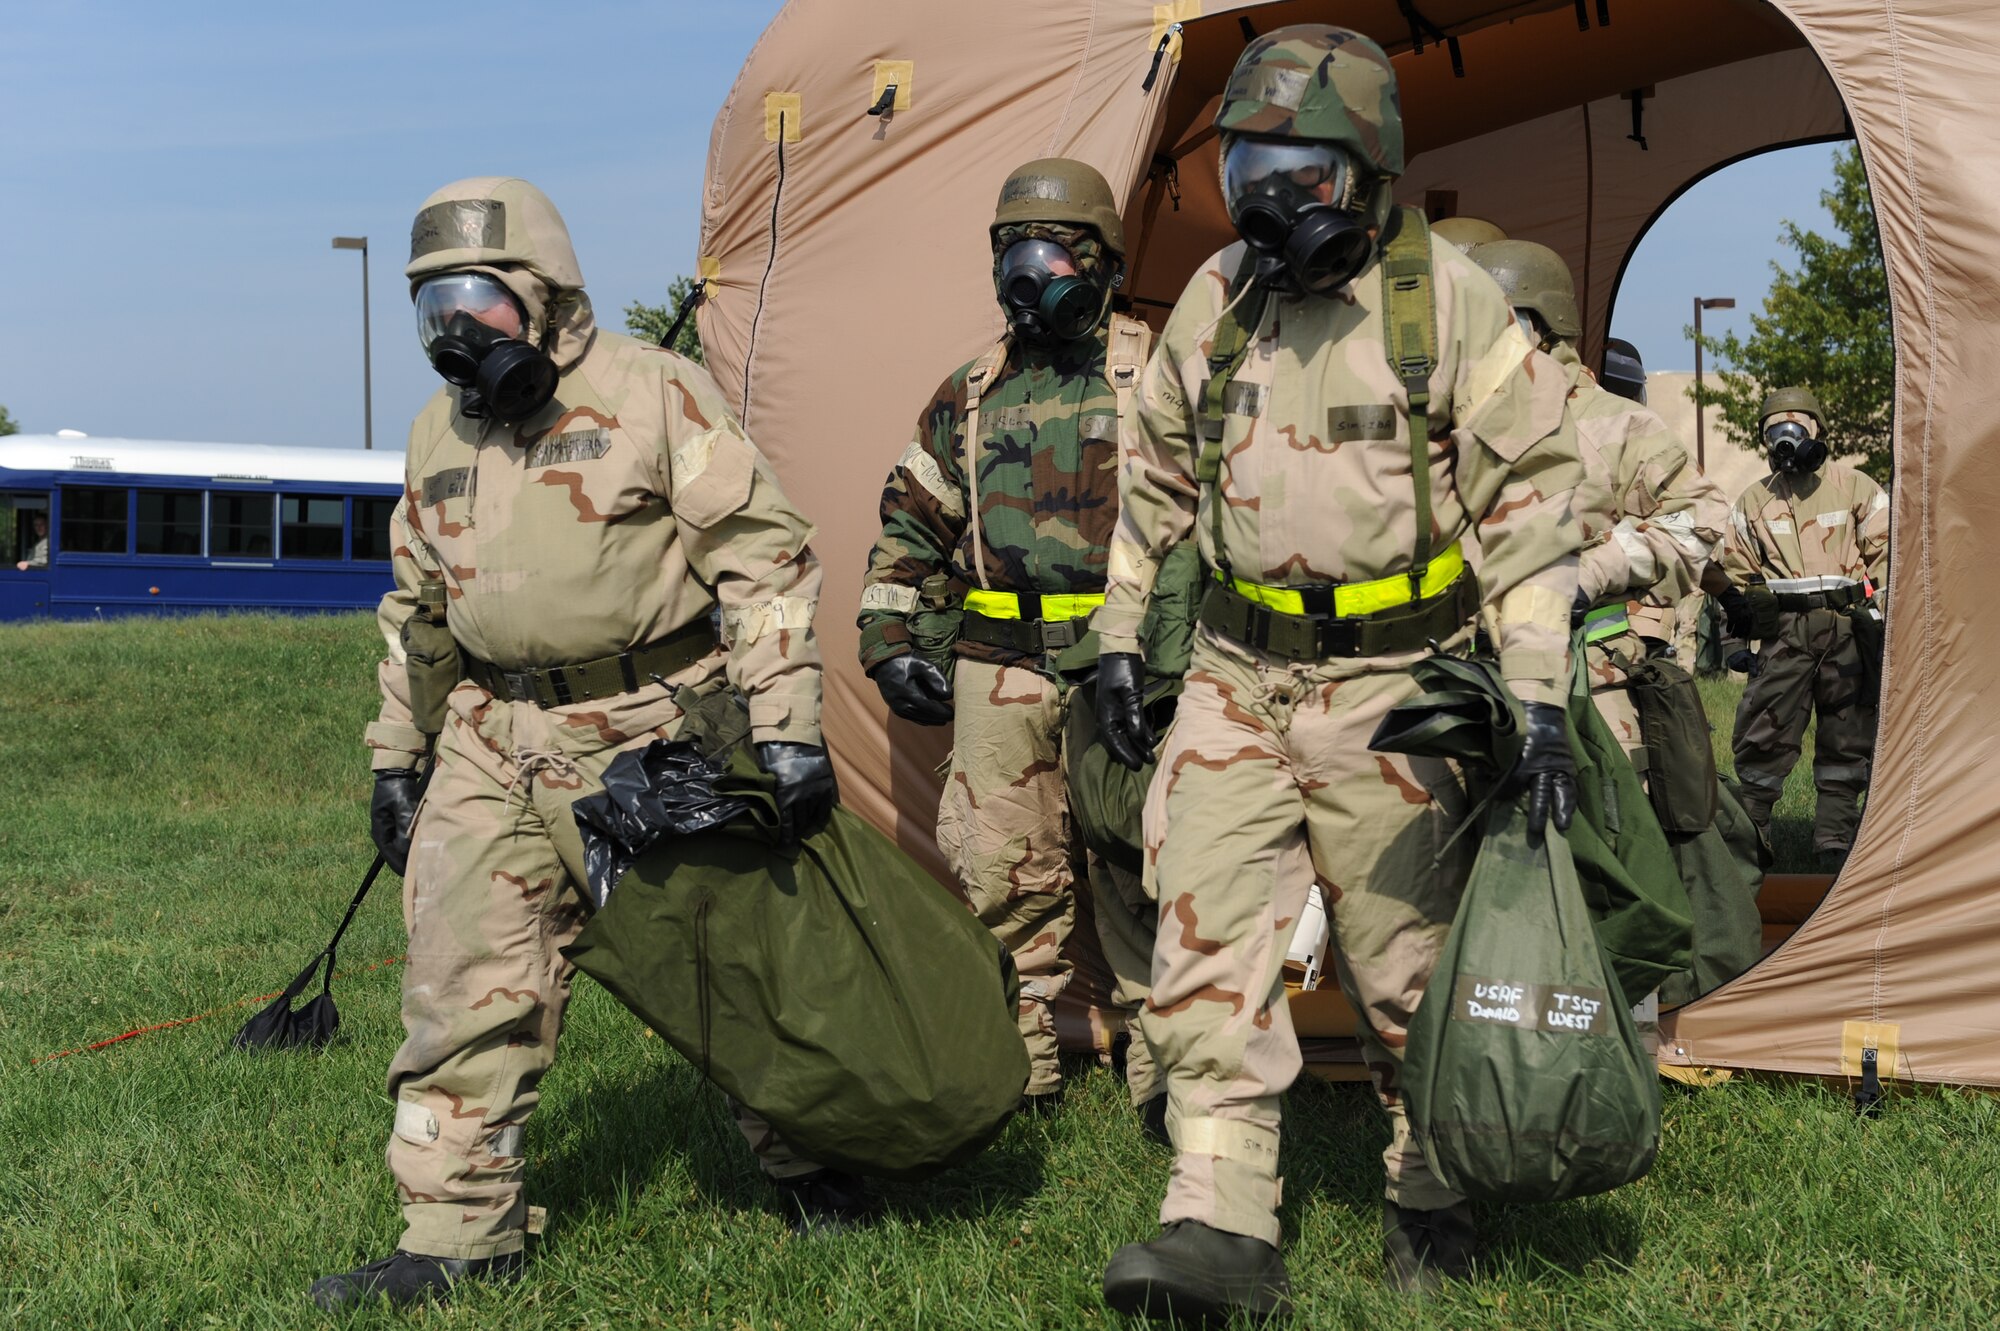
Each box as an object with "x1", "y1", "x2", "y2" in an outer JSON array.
[
  {"x1": 1765, "y1": 575, "x2": 1866, "y2": 612},
  {"x1": 962, "y1": 589, "x2": 1107, "y2": 654},
  {"x1": 461, "y1": 618, "x2": 717, "y2": 708},
  {"x1": 1199, "y1": 563, "x2": 1479, "y2": 661}
]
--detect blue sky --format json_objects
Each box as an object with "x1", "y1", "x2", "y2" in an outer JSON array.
[{"x1": 0, "y1": 3, "x2": 1833, "y2": 447}]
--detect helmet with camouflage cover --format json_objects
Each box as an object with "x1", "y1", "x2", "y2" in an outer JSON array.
[
  {"x1": 1466, "y1": 240, "x2": 1582, "y2": 341},
  {"x1": 1431, "y1": 216, "x2": 1507, "y2": 253},
  {"x1": 1215, "y1": 26, "x2": 1403, "y2": 174},
  {"x1": 1759, "y1": 385, "x2": 1824, "y2": 432},
  {"x1": 991, "y1": 158, "x2": 1126, "y2": 258},
  {"x1": 406, "y1": 176, "x2": 585, "y2": 292}
]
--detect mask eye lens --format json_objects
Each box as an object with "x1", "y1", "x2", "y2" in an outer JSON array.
[
  {"x1": 1764, "y1": 422, "x2": 1809, "y2": 449},
  {"x1": 414, "y1": 273, "x2": 527, "y2": 350}
]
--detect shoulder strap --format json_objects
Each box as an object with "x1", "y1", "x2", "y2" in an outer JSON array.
[
  {"x1": 1196, "y1": 252, "x2": 1269, "y2": 576},
  {"x1": 1106, "y1": 312, "x2": 1151, "y2": 431},
  {"x1": 1380, "y1": 206, "x2": 1440, "y2": 598},
  {"x1": 960, "y1": 335, "x2": 1011, "y2": 592}
]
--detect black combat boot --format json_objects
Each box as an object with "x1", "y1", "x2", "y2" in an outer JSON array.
[
  {"x1": 1381, "y1": 1199, "x2": 1476, "y2": 1295},
  {"x1": 776, "y1": 1168, "x2": 874, "y2": 1234},
  {"x1": 1019, "y1": 1083, "x2": 1067, "y2": 1117},
  {"x1": 1817, "y1": 847, "x2": 1851, "y2": 876},
  {"x1": 308, "y1": 1249, "x2": 524, "y2": 1311},
  {"x1": 1137, "y1": 1092, "x2": 1170, "y2": 1147},
  {"x1": 1102, "y1": 1220, "x2": 1292, "y2": 1323}
]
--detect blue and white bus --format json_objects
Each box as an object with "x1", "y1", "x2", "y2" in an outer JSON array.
[{"x1": 0, "y1": 434, "x2": 404, "y2": 621}]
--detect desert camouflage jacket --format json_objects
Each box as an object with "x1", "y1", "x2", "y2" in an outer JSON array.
[
  {"x1": 1721, "y1": 459, "x2": 1889, "y2": 591},
  {"x1": 1557, "y1": 343, "x2": 1727, "y2": 638},
  {"x1": 365, "y1": 314, "x2": 823, "y2": 770},
  {"x1": 1099, "y1": 235, "x2": 1585, "y2": 705},
  {"x1": 857, "y1": 323, "x2": 1130, "y2": 671}
]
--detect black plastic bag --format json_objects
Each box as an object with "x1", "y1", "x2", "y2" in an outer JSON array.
[{"x1": 232, "y1": 855, "x2": 386, "y2": 1051}]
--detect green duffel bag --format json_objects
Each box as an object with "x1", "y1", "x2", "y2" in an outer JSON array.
[
  {"x1": 1062, "y1": 541, "x2": 1206, "y2": 874},
  {"x1": 1657, "y1": 777, "x2": 1768, "y2": 1008},
  {"x1": 1370, "y1": 653, "x2": 1692, "y2": 1007},
  {"x1": 1624, "y1": 654, "x2": 1720, "y2": 835},
  {"x1": 1402, "y1": 800, "x2": 1662, "y2": 1203},
  {"x1": 565, "y1": 738, "x2": 1027, "y2": 1181}
]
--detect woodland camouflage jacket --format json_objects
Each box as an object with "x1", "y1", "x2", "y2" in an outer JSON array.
[{"x1": 858, "y1": 325, "x2": 1129, "y2": 671}]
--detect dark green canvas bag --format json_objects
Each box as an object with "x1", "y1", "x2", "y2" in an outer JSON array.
[
  {"x1": 565, "y1": 737, "x2": 1027, "y2": 1181},
  {"x1": 1063, "y1": 541, "x2": 1206, "y2": 873},
  {"x1": 1623, "y1": 654, "x2": 1719, "y2": 835},
  {"x1": 1370, "y1": 654, "x2": 1692, "y2": 1007},
  {"x1": 1657, "y1": 777, "x2": 1768, "y2": 1008},
  {"x1": 1401, "y1": 801, "x2": 1662, "y2": 1202}
]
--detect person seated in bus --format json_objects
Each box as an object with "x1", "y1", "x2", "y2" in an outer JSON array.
[{"x1": 14, "y1": 513, "x2": 48, "y2": 570}]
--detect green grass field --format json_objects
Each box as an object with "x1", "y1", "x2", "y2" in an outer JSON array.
[{"x1": 4, "y1": 615, "x2": 1991, "y2": 1329}]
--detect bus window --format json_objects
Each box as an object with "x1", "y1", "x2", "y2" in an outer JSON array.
[
  {"x1": 137, "y1": 489, "x2": 205, "y2": 556},
  {"x1": 211, "y1": 492, "x2": 275, "y2": 558},
  {"x1": 352, "y1": 496, "x2": 397, "y2": 562},
  {"x1": 281, "y1": 494, "x2": 344, "y2": 560},
  {"x1": 62, "y1": 487, "x2": 129, "y2": 554},
  {"x1": 5, "y1": 493, "x2": 52, "y2": 567}
]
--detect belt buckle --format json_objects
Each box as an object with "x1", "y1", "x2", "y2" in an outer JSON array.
[
  {"x1": 1317, "y1": 615, "x2": 1361, "y2": 658},
  {"x1": 1039, "y1": 619, "x2": 1080, "y2": 652},
  {"x1": 501, "y1": 669, "x2": 537, "y2": 702}
]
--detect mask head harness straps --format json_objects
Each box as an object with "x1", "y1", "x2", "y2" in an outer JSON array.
[
  {"x1": 960, "y1": 335, "x2": 1014, "y2": 593},
  {"x1": 1196, "y1": 208, "x2": 1441, "y2": 598}
]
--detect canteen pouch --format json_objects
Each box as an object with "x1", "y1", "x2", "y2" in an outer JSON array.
[{"x1": 401, "y1": 578, "x2": 461, "y2": 737}]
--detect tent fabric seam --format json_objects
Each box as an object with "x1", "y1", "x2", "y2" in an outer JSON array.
[
  {"x1": 741, "y1": 115, "x2": 790, "y2": 429},
  {"x1": 1869, "y1": 0, "x2": 1938, "y2": 1030},
  {"x1": 1042, "y1": 0, "x2": 1104, "y2": 158}
]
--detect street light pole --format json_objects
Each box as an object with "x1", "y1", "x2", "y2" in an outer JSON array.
[
  {"x1": 332, "y1": 237, "x2": 373, "y2": 450},
  {"x1": 1692, "y1": 295, "x2": 1736, "y2": 472}
]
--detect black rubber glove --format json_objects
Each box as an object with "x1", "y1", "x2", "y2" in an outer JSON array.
[
  {"x1": 755, "y1": 742, "x2": 838, "y2": 844},
  {"x1": 1727, "y1": 648, "x2": 1761, "y2": 679},
  {"x1": 370, "y1": 769, "x2": 425, "y2": 876},
  {"x1": 1097, "y1": 653, "x2": 1155, "y2": 773},
  {"x1": 1717, "y1": 587, "x2": 1754, "y2": 641},
  {"x1": 1509, "y1": 702, "x2": 1578, "y2": 844},
  {"x1": 1570, "y1": 586, "x2": 1593, "y2": 629},
  {"x1": 869, "y1": 654, "x2": 954, "y2": 726}
]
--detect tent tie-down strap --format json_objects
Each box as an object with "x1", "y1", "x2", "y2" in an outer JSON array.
[
  {"x1": 1396, "y1": 3, "x2": 1464, "y2": 78},
  {"x1": 1575, "y1": 0, "x2": 1613, "y2": 28},
  {"x1": 1141, "y1": 23, "x2": 1181, "y2": 94}
]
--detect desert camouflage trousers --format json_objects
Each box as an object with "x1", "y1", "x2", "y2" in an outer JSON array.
[
  {"x1": 387, "y1": 670, "x2": 810, "y2": 1261},
  {"x1": 936, "y1": 659, "x2": 1158, "y2": 1103},
  {"x1": 1584, "y1": 634, "x2": 1643, "y2": 763},
  {"x1": 1732, "y1": 608, "x2": 1876, "y2": 854},
  {"x1": 1138, "y1": 630, "x2": 1473, "y2": 1246}
]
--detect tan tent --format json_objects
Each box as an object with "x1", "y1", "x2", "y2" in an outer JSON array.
[{"x1": 695, "y1": 1, "x2": 2000, "y2": 1088}]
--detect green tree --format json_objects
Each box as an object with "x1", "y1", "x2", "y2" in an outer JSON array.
[
  {"x1": 624, "y1": 274, "x2": 707, "y2": 365},
  {"x1": 1689, "y1": 144, "x2": 1893, "y2": 483},
  {"x1": 0, "y1": 404, "x2": 17, "y2": 436}
]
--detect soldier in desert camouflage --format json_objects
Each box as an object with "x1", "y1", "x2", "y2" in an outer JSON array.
[
  {"x1": 857, "y1": 158, "x2": 1163, "y2": 1127},
  {"x1": 1091, "y1": 28, "x2": 1586, "y2": 1319},
  {"x1": 1714, "y1": 386, "x2": 1888, "y2": 872},
  {"x1": 1466, "y1": 239, "x2": 1727, "y2": 758},
  {"x1": 313, "y1": 178, "x2": 848, "y2": 1312}
]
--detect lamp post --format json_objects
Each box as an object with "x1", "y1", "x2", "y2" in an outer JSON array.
[
  {"x1": 334, "y1": 235, "x2": 374, "y2": 447},
  {"x1": 1692, "y1": 296, "x2": 1736, "y2": 472}
]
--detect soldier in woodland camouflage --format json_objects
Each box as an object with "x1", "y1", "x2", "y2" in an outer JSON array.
[
  {"x1": 1095, "y1": 29, "x2": 1585, "y2": 1320},
  {"x1": 1715, "y1": 387, "x2": 1888, "y2": 871},
  {"x1": 314, "y1": 178, "x2": 849, "y2": 1313},
  {"x1": 857, "y1": 158, "x2": 1163, "y2": 1125},
  {"x1": 1466, "y1": 240, "x2": 1727, "y2": 758}
]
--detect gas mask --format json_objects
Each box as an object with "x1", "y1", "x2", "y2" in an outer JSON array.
[
  {"x1": 414, "y1": 273, "x2": 559, "y2": 421},
  {"x1": 996, "y1": 238, "x2": 1107, "y2": 346},
  {"x1": 1764, "y1": 418, "x2": 1827, "y2": 474},
  {"x1": 1222, "y1": 137, "x2": 1382, "y2": 297}
]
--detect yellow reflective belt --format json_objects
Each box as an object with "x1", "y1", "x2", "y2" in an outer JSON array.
[
  {"x1": 962, "y1": 589, "x2": 1107, "y2": 621},
  {"x1": 1583, "y1": 603, "x2": 1630, "y2": 643},
  {"x1": 1220, "y1": 541, "x2": 1466, "y2": 618}
]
